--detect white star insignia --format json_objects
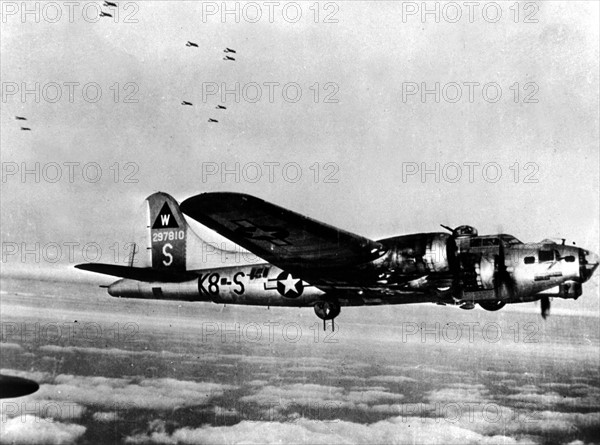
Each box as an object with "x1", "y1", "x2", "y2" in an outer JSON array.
[{"x1": 280, "y1": 273, "x2": 300, "y2": 294}]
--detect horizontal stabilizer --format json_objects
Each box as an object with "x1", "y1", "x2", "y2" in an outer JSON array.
[{"x1": 75, "y1": 263, "x2": 196, "y2": 282}]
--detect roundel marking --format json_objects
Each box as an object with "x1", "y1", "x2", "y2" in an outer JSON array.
[{"x1": 276, "y1": 272, "x2": 304, "y2": 298}]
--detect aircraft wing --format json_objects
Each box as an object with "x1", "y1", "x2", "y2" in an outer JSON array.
[{"x1": 180, "y1": 193, "x2": 386, "y2": 281}]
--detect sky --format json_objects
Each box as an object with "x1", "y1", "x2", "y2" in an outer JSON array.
[{"x1": 1, "y1": 0, "x2": 598, "y2": 314}]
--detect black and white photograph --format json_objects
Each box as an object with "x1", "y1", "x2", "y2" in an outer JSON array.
[{"x1": 1, "y1": 1, "x2": 599, "y2": 444}]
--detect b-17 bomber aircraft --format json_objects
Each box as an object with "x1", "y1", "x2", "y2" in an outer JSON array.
[{"x1": 76, "y1": 192, "x2": 599, "y2": 330}]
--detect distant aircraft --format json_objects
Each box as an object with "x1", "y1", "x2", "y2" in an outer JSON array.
[
  {"x1": 223, "y1": 56, "x2": 235, "y2": 61},
  {"x1": 20, "y1": 127, "x2": 31, "y2": 131},
  {"x1": 216, "y1": 105, "x2": 227, "y2": 110},
  {"x1": 224, "y1": 48, "x2": 237, "y2": 53},
  {"x1": 104, "y1": 1, "x2": 117, "y2": 7},
  {"x1": 15, "y1": 116, "x2": 27, "y2": 120},
  {"x1": 100, "y1": 11, "x2": 113, "y2": 17},
  {"x1": 0, "y1": 374, "x2": 39, "y2": 399},
  {"x1": 186, "y1": 41, "x2": 199, "y2": 48},
  {"x1": 76, "y1": 192, "x2": 600, "y2": 331},
  {"x1": 181, "y1": 101, "x2": 193, "y2": 106},
  {"x1": 208, "y1": 118, "x2": 219, "y2": 123}
]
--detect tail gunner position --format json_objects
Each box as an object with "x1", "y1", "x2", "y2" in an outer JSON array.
[{"x1": 77, "y1": 192, "x2": 599, "y2": 330}]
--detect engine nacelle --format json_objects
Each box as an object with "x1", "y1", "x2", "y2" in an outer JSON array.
[{"x1": 382, "y1": 233, "x2": 452, "y2": 275}]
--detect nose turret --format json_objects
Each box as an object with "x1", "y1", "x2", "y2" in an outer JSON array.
[{"x1": 579, "y1": 248, "x2": 599, "y2": 282}]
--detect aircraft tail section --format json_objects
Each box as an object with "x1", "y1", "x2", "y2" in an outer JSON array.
[
  {"x1": 76, "y1": 192, "x2": 262, "y2": 280},
  {"x1": 146, "y1": 192, "x2": 260, "y2": 270},
  {"x1": 148, "y1": 192, "x2": 188, "y2": 271}
]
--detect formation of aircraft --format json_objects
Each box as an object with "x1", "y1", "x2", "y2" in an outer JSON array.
[
  {"x1": 181, "y1": 45, "x2": 236, "y2": 120},
  {"x1": 15, "y1": 116, "x2": 31, "y2": 131},
  {"x1": 76, "y1": 192, "x2": 599, "y2": 330}
]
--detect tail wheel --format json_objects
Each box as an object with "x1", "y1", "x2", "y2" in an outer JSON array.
[{"x1": 479, "y1": 300, "x2": 506, "y2": 312}]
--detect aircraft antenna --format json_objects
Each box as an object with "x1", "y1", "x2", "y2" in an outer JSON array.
[{"x1": 129, "y1": 243, "x2": 138, "y2": 267}]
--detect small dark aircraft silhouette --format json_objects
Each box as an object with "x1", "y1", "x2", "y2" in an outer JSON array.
[
  {"x1": 223, "y1": 56, "x2": 235, "y2": 61},
  {"x1": 208, "y1": 119, "x2": 219, "y2": 123},
  {"x1": 216, "y1": 105, "x2": 227, "y2": 110},
  {"x1": 181, "y1": 101, "x2": 193, "y2": 106},
  {"x1": 186, "y1": 41, "x2": 199, "y2": 48},
  {"x1": 100, "y1": 11, "x2": 113, "y2": 17},
  {"x1": 20, "y1": 127, "x2": 31, "y2": 131},
  {"x1": 104, "y1": 1, "x2": 117, "y2": 7},
  {"x1": 15, "y1": 116, "x2": 27, "y2": 120},
  {"x1": 224, "y1": 48, "x2": 237, "y2": 53}
]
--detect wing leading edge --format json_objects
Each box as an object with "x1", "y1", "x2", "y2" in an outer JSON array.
[{"x1": 180, "y1": 193, "x2": 386, "y2": 279}]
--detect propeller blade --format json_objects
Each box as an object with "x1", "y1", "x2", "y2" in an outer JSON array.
[
  {"x1": 495, "y1": 237, "x2": 515, "y2": 300},
  {"x1": 440, "y1": 225, "x2": 462, "y2": 301},
  {"x1": 541, "y1": 296, "x2": 550, "y2": 319}
]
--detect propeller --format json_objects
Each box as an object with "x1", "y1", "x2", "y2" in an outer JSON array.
[
  {"x1": 440, "y1": 225, "x2": 464, "y2": 302},
  {"x1": 495, "y1": 238, "x2": 515, "y2": 301},
  {"x1": 541, "y1": 296, "x2": 551, "y2": 319}
]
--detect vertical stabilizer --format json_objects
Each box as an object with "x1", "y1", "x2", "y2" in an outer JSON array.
[
  {"x1": 147, "y1": 192, "x2": 188, "y2": 271},
  {"x1": 146, "y1": 192, "x2": 262, "y2": 272}
]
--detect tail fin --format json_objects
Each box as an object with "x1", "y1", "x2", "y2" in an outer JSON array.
[
  {"x1": 146, "y1": 192, "x2": 259, "y2": 271},
  {"x1": 76, "y1": 192, "x2": 261, "y2": 281},
  {"x1": 147, "y1": 192, "x2": 188, "y2": 271}
]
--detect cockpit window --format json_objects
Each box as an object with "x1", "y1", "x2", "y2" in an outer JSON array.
[
  {"x1": 470, "y1": 235, "x2": 521, "y2": 248},
  {"x1": 499, "y1": 234, "x2": 522, "y2": 245},
  {"x1": 538, "y1": 250, "x2": 554, "y2": 262},
  {"x1": 470, "y1": 238, "x2": 482, "y2": 248},
  {"x1": 524, "y1": 256, "x2": 535, "y2": 264},
  {"x1": 482, "y1": 238, "x2": 500, "y2": 247},
  {"x1": 564, "y1": 255, "x2": 575, "y2": 263}
]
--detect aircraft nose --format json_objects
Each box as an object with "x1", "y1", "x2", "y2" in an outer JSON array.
[{"x1": 579, "y1": 248, "x2": 599, "y2": 282}]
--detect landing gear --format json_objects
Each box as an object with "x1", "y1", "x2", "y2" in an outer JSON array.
[
  {"x1": 314, "y1": 301, "x2": 341, "y2": 331},
  {"x1": 478, "y1": 300, "x2": 506, "y2": 312}
]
